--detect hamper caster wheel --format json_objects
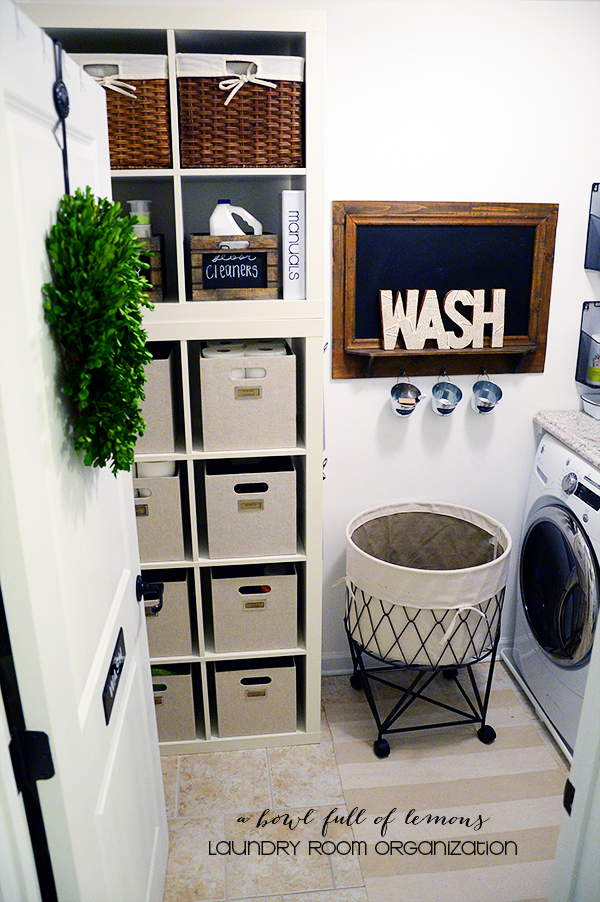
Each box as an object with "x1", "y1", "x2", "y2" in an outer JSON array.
[
  {"x1": 477, "y1": 724, "x2": 496, "y2": 745},
  {"x1": 350, "y1": 672, "x2": 364, "y2": 691},
  {"x1": 373, "y1": 738, "x2": 390, "y2": 758}
]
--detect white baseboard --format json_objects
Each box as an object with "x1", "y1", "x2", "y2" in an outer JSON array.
[
  {"x1": 321, "y1": 651, "x2": 353, "y2": 676},
  {"x1": 321, "y1": 637, "x2": 512, "y2": 679}
]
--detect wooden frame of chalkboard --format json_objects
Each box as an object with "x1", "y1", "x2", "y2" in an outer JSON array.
[{"x1": 332, "y1": 200, "x2": 558, "y2": 379}]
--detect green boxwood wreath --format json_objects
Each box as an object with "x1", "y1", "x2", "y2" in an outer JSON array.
[{"x1": 43, "y1": 187, "x2": 154, "y2": 475}]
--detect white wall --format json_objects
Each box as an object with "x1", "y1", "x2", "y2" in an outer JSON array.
[
  {"x1": 320, "y1": 0, "x2": 600, "y2": 672},
  {"x1": 19, "y1": 0, "x2": 600, "y2": 672}
]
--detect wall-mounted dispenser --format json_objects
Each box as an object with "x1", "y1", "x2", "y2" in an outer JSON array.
[
  {"x1": 575, "y1": 302, "x2": 600, "y2": 386},
  {"x1": 575, "y1": 302, "x2": 600, "y2": 418},
  {"x1": 584, "y1": 183, "x2": 600, "y2": 270}
]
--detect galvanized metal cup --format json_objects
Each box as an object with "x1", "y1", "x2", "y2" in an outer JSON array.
[
  {"x1": 431, "y1": 380, "x2": 462, "y2": 416},
  {"x1": 471, "y1": 378, "x2": 502, "y2": 414},
  {"x1": 390, "y1": 381, "x2": 424, "y2": 417}
]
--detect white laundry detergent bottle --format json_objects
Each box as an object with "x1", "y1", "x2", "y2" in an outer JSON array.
[{"x1": 209, "y1": 199, "x2": 263, "y2": 236}]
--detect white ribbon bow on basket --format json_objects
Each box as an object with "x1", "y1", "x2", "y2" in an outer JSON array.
[
  {"x1": 218, "y1": 63, "x2": 277, "y2": 106},
  {"x1": 92, "y1": 74, "x2": 137, "y2": 99}
]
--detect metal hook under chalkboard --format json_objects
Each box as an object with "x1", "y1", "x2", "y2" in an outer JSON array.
[
  {"x1": 52, "y1": 41, "x2": 70, "y2": 195},
  {"x1": 393, "y1": 367, "x2": 414, "y2": 388}
]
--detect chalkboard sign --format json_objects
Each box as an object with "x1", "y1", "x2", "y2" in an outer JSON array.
[
  {"x1": 190, "y1": 234, "x2": 278, "y2": 300},
  {"x1": 354, "y1": 224, "x2": 535, "y2": 339},
  {"x1": 202, "y1": 250, "x2": 268, "y2": 289},
  {"x1": 332, "y1": 201, "x2": 558, "y2": 378}
]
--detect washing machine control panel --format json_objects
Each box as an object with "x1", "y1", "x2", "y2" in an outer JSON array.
[
  {"x1": 575, "y1": 482, "x2": 600, "y2": 511},
  {"x1": 561, "y1": 469, "x2": 600, "y2": 510},
  {"x1": 536, "y1": 434, "x2": 600, "y2": 520},
  {"x1": 561, "y1": 472, "x2": 578, "y2": 495}
]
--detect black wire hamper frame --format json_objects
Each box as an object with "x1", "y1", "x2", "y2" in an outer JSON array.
[{"x1": 344, "y1": 582, "x2": 505, "y2": 758}]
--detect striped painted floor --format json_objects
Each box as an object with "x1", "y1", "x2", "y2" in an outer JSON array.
[
  {"x1": 325, "y1": 661, "x2": 569, "y2": 902},
  {"x1": 161, "y1": 662, "x2": 569, "y2": 902}
]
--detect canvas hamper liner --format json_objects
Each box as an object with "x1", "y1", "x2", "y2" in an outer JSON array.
[
  {"x1": 72, "y1": 54, "x2": 172, "y2": 169},
  {"x1": 176, "y1": 53, "x2": 304, "y2": 168},
  {"x1": 345, "y1": 502, "x2": 512, "y2": 668}
]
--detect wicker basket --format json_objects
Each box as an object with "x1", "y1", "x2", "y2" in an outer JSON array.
[
  {"x1": 72, "y1": 55, "x2": 172, "y2": 170},
  {"x1": 176, "y1": 54, "x2": 304, "y2": 169}
]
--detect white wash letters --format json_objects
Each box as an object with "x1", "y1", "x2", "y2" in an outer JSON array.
[{"x1": 380, "y1": 288, "x2": 506, "y2": 351}]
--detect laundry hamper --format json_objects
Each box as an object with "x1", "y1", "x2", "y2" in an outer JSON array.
[{"x1": 344, "y1": 502, "x2": 511, "y2": 757}]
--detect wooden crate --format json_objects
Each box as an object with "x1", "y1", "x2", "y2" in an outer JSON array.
[
  {"x1": 139, "y1": 235, "x2": 164, "y2": 304},
  {"x1": 190, "y1": 234, "x2": 278, "y2": 301}
]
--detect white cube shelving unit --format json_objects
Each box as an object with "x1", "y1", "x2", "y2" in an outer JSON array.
[{"x1": 28, "y1": 4, "x2": 326, "y2": 754}]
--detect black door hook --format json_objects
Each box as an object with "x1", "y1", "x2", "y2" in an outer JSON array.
[{"x1": 52, "y1": 41, "x2": 70, "y2": 195}]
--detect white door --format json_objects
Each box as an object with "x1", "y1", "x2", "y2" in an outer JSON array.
[
  {"x1": 0, "y1": 684, "x2": 42, "y2": 902},
  {"x1": 0, "y1": 2, "x2": 168, "y2": 900},
  {"x1": 549, "y1": 609, "x2": 600, "y2": 901}
]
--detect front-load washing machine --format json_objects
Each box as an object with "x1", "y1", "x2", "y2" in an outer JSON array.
[{"x1": 503, "y1": 431, "x2": 600, "y2": 760}]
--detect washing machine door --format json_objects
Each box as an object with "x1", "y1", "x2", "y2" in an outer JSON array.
[{"x1": 520, "y1": 504, "x2": 599, "y2": 667}]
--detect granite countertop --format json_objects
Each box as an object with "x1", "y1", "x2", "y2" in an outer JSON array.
[{"x1": 535, "y1": 410, "x2": 600, "y2": 469}]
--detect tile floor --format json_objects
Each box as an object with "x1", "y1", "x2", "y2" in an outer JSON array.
[{"x1": 161, "y1": 662, "x2": 569, "y2": 902}]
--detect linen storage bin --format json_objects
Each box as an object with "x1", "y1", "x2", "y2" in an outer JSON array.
[
  {"x1": 204, "y1": 457, "x2": 296, "y2": 559},
  {"x1": 152, "y1": 667, "x2": 196, "y2": 741},
  {"x1": 134, "y1": 471, "x2": 185, "y2": 563},
  {"x1": 144, "y1": 569, "x2": 192, "y2": 658},
  {"x1": 199, "y1": 341, "x2": 296, "y2": 451},
  {"x1": 176, "y1": 53, "x2": 304, "y2": 168},
  {"x1": 71, "y1": 54, "x2": 172, "y2": 170},
  {"x1": 214, "y1": 658, "x2": 296, "y2": 737},
  {"x1": 137, "y1": 343, "x2": 177, "y2": 454},
  {"x1": 210, "y1": 563, "x2": 297, "y2": 652}
]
